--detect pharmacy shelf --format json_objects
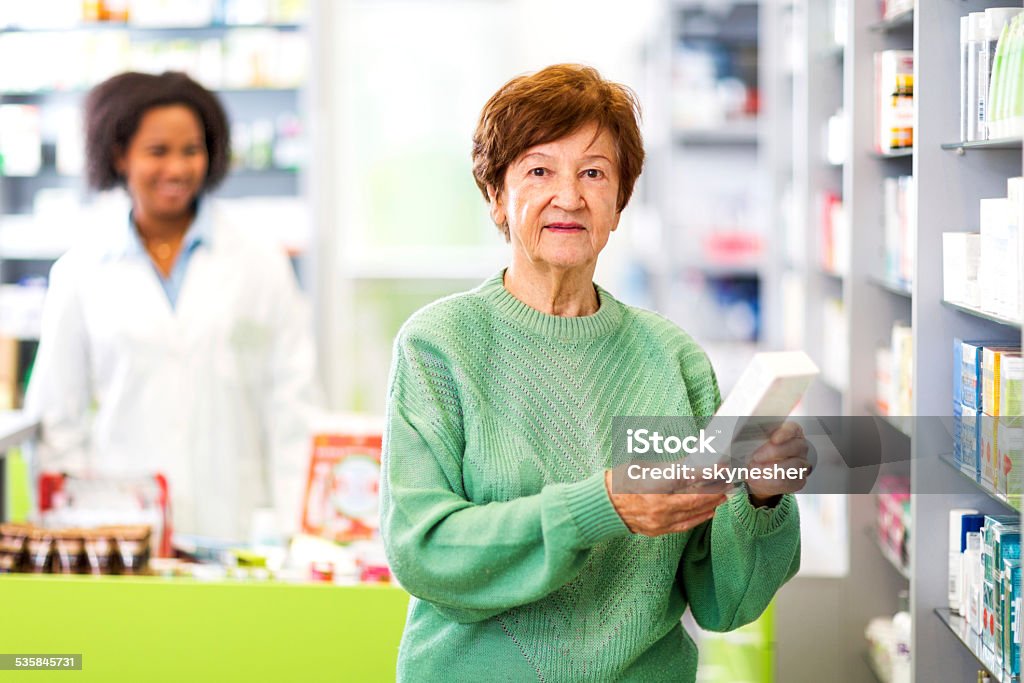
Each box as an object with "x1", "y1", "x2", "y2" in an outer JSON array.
[
  {"x1": 937, "y1": 453, "x2": 1020, "y2": 514},
  {"x1": 869, "y1": 10, "x2": 914, "y2": 32},
  {"x1": 941, "y1": 300, "x2": 1022, "y2": 330},
  {"x1": 873, "y1": 148, "x2": 913, "y2": 159},
  {"x1": 679, "y1": 262, "x2": 762, "y2": 278},
  {"x1": 868, "y1": 274, "x2": 912, "y2": 298},
  {"x1": 941, "y1": 138, "x2": 1024, "y2": 152},
  {"x1": 773, "y1": 1, "x2": 1023, "y2": 681},
  {"x1": 673, "y1": 126, "x2": 759, "y2": 146},
  {"x1": 934, "y1": 608, "x2": 1018, "y2": 683},
  {"x1": 0, "y1": 23, "x2": 303, "y2": 33},
  {"x1": 871, "y1": 409, "x2": 912, "y2": 439},
  {"x1": 819, "y1": 44, "x2": 845, "y2": 62},
  {"x1": 866, "y1": 527, "x2": 911, "y2": 581}
]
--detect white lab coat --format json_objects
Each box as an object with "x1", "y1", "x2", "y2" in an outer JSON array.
[{"x1": 25, "y1": 201, "x2": 320, "y2": 541}]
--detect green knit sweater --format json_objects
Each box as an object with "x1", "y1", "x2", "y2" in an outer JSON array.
[{"x1": 381, "y1": 271, "x2": 800, "y2": 682}]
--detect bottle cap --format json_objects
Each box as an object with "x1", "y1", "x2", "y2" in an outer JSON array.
[
  {"x1": 968, "y1": 12, "x2": 987, "y2": 42},
  {"x1": 960, "y1": 513, "x2": 986, "y2": 552},
  {"x1": 984, "y1": 8, "x2": 1023, "y2": 41}
]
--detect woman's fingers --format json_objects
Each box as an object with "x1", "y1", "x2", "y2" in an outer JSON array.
[
  {"x1": 610, "y1": 488, "x2": 729, "y2": 537},
  {"x1": 752, "y1": 432, "x2": 808, "y2": 464},
  {"x1": 665, "y1": 507, "x2": 719, "y2": 535},
  {"x1": 769, "y1": 421, "x2": 804, "y2": 445}
]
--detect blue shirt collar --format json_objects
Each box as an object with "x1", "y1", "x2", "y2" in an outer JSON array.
[{"x1": 109, "y1": 200, "x2": 214, "y2": 260}]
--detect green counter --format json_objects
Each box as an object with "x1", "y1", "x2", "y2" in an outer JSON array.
[{"x1": 0, "y1": 575, "x2": 409, "y2": 682}]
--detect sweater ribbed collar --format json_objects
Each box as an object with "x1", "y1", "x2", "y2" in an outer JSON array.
[{"x1": 475, "y1": 269, "x2": 625, "y2": 340}]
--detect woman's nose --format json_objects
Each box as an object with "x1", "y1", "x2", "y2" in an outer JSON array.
[
  {"x1": 552, "y1": 176, "x2": 584, "y2": 210},
  {"x1": 164, "y1": 154, "x2": 194, "y2": 177}
]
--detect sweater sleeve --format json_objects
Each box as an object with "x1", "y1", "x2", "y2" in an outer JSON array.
[
  {"x1": 678, "y1": 491, "x2": 801, "y2": 632},
  {"x1": 380, "y1": 332, "x2": 630, "y2": 624},
  {"x1": 674, "y1": 338, "x2": 801, "y2": 632}
]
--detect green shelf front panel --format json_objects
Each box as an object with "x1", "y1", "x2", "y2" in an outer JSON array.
[{"x1": 0, "y1": 575, "x2": 409, "y2": 682}]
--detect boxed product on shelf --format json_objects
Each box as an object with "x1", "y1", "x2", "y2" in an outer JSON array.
[
  {"x1": 959, "y1": 340, "x2": 1018, "y2": 413},
  {"x1": 982, "y1": 414, "x2": 999, "y2": 488},
  {"x1": 983, "y1": 516, "x2": 1020, "y2": 585},
  {"x1": 953, "y1": 399, "x2": 964, "y2": 469},
  {"x1": 984, "y1": 347, "x2": 1022, "y2": 416},
  {"x1": 821, "y1": 298, "x2": 848, "y2": 390},
  {"x1": 982, "y1": 516, "x2": 1020, "y2": 652},
  {"x1": 876, "y1": 347, "x2": 893, "y2": 415},
  {"x1": 959, "y1": 403, "x2": 982, "y2": 481},
  {"x1": 890, "y1": 322, "x2": 912, "y2": 416},
  {"x1": 820, "y1": 191, "x2": 848, "y2": 274},
  {"x1": 986, "y1": 12, "x2": 1024, "y2": 139},
  {"x1": 883, "y1": 175, "x2": 914, "y2": 286},
  {"x1": 997, "y1": 417, "x2": 1023, "y2": 503},
  {"x1": 965, "y1": 526, "x2": 985, "y2": 634},
  {"x1": 876, "y1": 476, "x2": 911, "y2": 572},
  {"x1": 881, "y1": 0, "x2": 913, "y2": 20},
  {"x1": 301, "y1": 419, "x2": 384, "y2": 544},
  {"x1": 942, "y1": 232, "x2": 981, "y2": 307},
  {"x1": 874, "y1": 50, "x2": 914, "y2": 153},
  {"x1": 979, "y1": 196, "x2": 1019, "y2": 320},
  {"x1": 965, "y1": 9, "x2": 1024, "y2": 142},
  {"x1": 1003, "y1": 559, "x2": 1021, "y2": 675},
  {"x1": 995, "y1": 556, "x2": 1019, "y2": 668}
]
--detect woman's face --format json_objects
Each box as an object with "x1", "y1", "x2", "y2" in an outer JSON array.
[
  {"x1": 490, "y1": 122, "x2": 621, "y2": 273},
  {"x1": 115, "y1": 105, "x2": 208, "y2": 223}
]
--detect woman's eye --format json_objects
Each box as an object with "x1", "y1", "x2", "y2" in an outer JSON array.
[
  {"x1": 530, "y1": 168, "x2": 546, "y2": 177},
  {"x1": 584, "y1": 169, "x2": 603, "y2": 179}
]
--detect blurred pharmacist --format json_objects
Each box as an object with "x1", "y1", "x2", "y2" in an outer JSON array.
[
  {"x1": 26, "y1": 72, "x2": 320, "y2": 542},
  {"x1": 381, "y1": 64, "x2": 807, "y2": 682}
]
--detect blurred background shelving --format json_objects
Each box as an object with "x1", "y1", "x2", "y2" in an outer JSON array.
[{"x1": 0, "y1": 0, "x2": 312, "y2": 411}]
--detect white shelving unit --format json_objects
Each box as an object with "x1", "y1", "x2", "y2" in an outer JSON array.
[
  {"x1": 769, "y1": 0, "x2": 1024, "y2": 680},
  {"x1": 912, "y1": 3, "x2": 1022, "y2": 681}
]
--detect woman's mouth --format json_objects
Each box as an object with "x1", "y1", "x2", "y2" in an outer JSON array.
[
  {"x1": 157, "y1": 183, "x2": 192, "y2": 199},
  {"x1": 544, "y1": 223, "x2": 585, "y2": 233}
]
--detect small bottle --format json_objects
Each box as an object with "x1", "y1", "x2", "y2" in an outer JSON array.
[
  {"x1": 891, "y1": 590, "x2": 911, "y2": 683},
  {"x1": 26, "y1": 529, "x2": 53, "y2": 573},
  {"x1": 966, "y1": 13, "x2": 986, "y2": 141},
  {"x1": 960, "y1": 16, "x2": 970, "y2": 141}
]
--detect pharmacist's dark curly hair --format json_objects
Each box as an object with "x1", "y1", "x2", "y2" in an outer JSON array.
[{"x1": 84, "y1": 71, "x2": 230, "y2": 192}]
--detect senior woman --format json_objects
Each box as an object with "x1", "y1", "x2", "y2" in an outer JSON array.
[{"x1": 381, "y1": 64, "x2": 805, "y2": 682}]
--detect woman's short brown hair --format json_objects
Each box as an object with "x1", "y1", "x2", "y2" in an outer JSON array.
[
  {"x1": 84, "y1": 71, "x2": 230, "y2": 193},
  {"x1": 472, "y1": 64, "x2": 644, "y2": 239}
]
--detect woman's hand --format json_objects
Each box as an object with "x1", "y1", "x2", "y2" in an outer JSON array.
[
  {"x1": 745, "y1": 421, "x2": 812, "y2": 506},
  {"x1": 605, "y1": 470, "x2": 727, "y2": 537}
]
